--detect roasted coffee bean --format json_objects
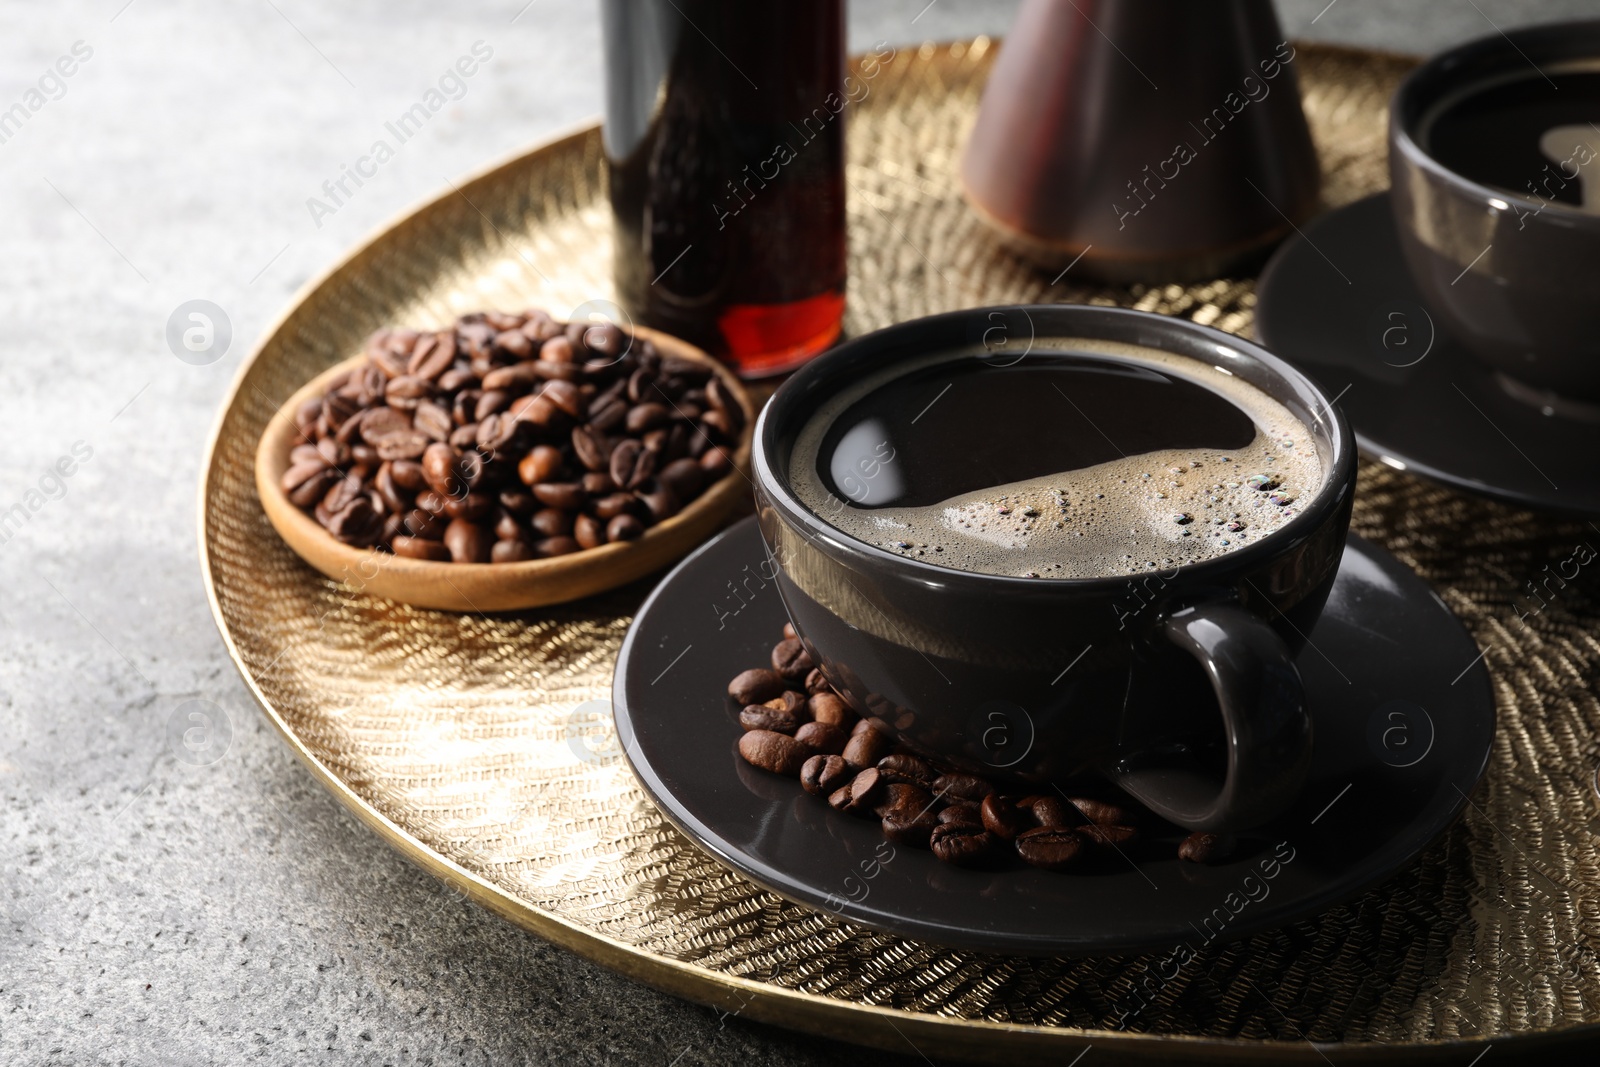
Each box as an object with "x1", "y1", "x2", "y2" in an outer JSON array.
[
  {"x1": 844, "y1": 767, "x2": 884, "y2": 815},
  {"x1": 806, "y1": 694, "x2": 857, "y2": 726},
  {"x1": 766, "y1": 690, "x2": 807, "y2": 716},
  {"x1": 657, "y1": 457, "x2": 704, "y2": 501},
  {"x1": 771, "y1": 638, "x2": 815, "y2": 680},
  {"x1": 573, "y1": 513, "x2": 606, "y2": 549},
  {"x1": 442, "y1": 491, "x2": 494, "y2": 522},
  {"x1": 493, "y1": 329, "x2": 532, "y2": 360},
  {"x1": 931, "y1": 773, "x2": 994, "y2": 802},
  {"x1": 498, "y1": 489, "x2": 536, "y2": 515},
  {"x1": 474, "y1": 389, "x2": 510, "y2": 421},
  {"x1": 372, "y1": 464, "x2": 408, "y2": 515},
  {"x1": 939, "y1": 801, "x2": 984, "y2": 828},
  {"x1": 701, "y1": 446, "x2": 733, "y2": 478},
  {"x1": 403, "y1": 509, "x2": 446, "y2": 539},
  {"x1": 1078, "y1": 823, "x2": 1140, "y2": 850},
  {"x1": 804, "y1": 668, "x2": 833, "y2": 697},
  {"x1": 1177, "y1": 832, "x2": 1233, "y2": 864},
  {"x1": 930, "y1": 823, "x2": 998, "y2": 867},
  {"x1": 541, "y1": 335, "x2": 575, "y2": 363},
  {"x1": 392, "y1": 534, "x2": 451, "y2": 561},
  {"x1": 493, "y1": 511, "x2": 524, "y2": 541},
  {"x1": 529, "y1": 508, "x2": 572, "y2": 538},
  {"x1": 587, "y1": 395, "x2": 628, "y2": 433},
  {"x1": 874, "y1": 782, "x2": 932, "y2": 820},
  {"x1": 800, "y1": 754, "x2": 853, "y2": 797},
  {"x1": 571, "y1": 426, "x2": 610, "y2": 471},
  {"x1": 581, "y1": 471, "x2": 617, "y2": 495},
  {"x1": 437, "y1": 366, "x2": 475, "y2": 392},
  {"x1": 518, "y1": 444, "x2": 564, "y2": 486},
  {"x1": 384, "y1": 375, "x2": 431, "y2": 411},
  {"x1": 542, "y1": 379, "x2": 584, "y2": 418},
  {"x1": 1016, "y1": 827, "x2": 1086, "y2": 871},
  {"x1": 531, "y1": 482, "x2": 586, "y2": 510},
  {"x1": 443, "y1": 517, "x2": 490, "y2": 563},
  {"x1": 415, "y1": 490, "x2": 448, "y2": 516},
  {"x1": 421, "y1": 443, "x2": 462, "y2": 496},
  {"x1": 593, "y1": 493, "x2": 637, "y2": 521},
  {"x1": 637, "y1": 485, "x2": 679, "y2": 523},
  {"x1": 980, "y1": 794, "x2": 1027, "y2": 840},
  {"x1": 1022, "y1": 796, "x2": 1073, "y2": 829},
  {"x1": 449, "y1": 424, "x2": 480, "y2": 450},
  {"x1": 741, "y1": 704, "x2": 800, "y2": 734},
  {"x1": 827, "y1": 784, "x2": 854, "y2": 813},
  {"x1": 700, "y1": 408, "x2": 738, "y2": 439},
  {"x1": 491, "y1": 538, "x2": 535, "y2": 563},
  {"x1": 841, "y1": 723, "x2": 893, "y2": 769},
  {"x1": 408, "y1": 332, "x2": 456, "y2": 380},
  {"x1": 1069, "y1": 797, "x2": 1139, "y2": 827},
  {"x1": 325, "y1": 497, "x2": 382, "y2": 545},
  {"x1": 794, "y1": 721, "x2": 848, "y2": 755},
  {"x1": 738, "y1": 730, "x2": 813, "y2": 776},
  {"x1": 414, "y1": 400, "x2": 454, "y2": 442},
  {"x1": 609, "y1": 437, "x2": 657, "y2": 489},
  {"x1": 606, "y1": 514, "x2": 645, "y2": 542},
  {"x1": 583, "y1": 322, "x2": 624, "y2": 357},
  {"x1": 626, "y1": 402, "x2": 669, "y2": 434},
  {"x1": 728, "y1": 668, "x2": 788, "y2": 706},
  {"x1": 535, "y1": 535, "x2": 580, "y2": 557},
  {"x1": 877, "y1": 754, "x2": 937, "y2": 789},
  {"x1": 883, "y1": 805, "x2": 942, "y2": 848},
  {"x1": 283, "y1": 463, "x2": 339, "y2": 508}
]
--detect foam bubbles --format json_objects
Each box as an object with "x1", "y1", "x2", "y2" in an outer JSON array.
[{"x1": 789, "y1": 339, "x2": 1323, "y2": 579}]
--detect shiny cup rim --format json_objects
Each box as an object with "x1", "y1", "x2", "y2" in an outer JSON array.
[{"x1": 752, "y1": 304, "x2": 1356, "y2": 595}]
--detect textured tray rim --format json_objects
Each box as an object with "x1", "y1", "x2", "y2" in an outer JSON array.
[{"x1": 195, "y1": 46, "x2": 1600, "y2": 1063}]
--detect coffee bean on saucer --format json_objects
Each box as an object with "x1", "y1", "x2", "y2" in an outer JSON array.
[
  {"x1": 938, "y1": 801, "x2": 984, "y2": 828},
  {"x1": 841, "y1": 722, "x2": 893, "y2": 769},
  {"x1": 929, "y1": 823, "x2": 998, "y2": 867},
  {"x1": 767, "y1": 691, "x2": 807, "y2": 716},
  {"x1": 800, "y1": 754, "x2": 853, "y2": 797},
  {"x1": 874, "y1": 782, "x2": 933, "y2": 821},
  {"x1": 1178, "y1": 832, "x2": 1234, "y2": 864},
  {"x1": 827, "y1": 784, "x2": 854, "y2": 813},
  {"x1": 803, "y1": 667, "x2": 832, "y2": 695},
  {"x1": 932, "y1": 773, "x2": 995, "y2": 802},
  {"x1": 728, "y1": 668, "x2": 788, "y2": 706},
  {"x1": 1015, "y1": 827, "x2": 1086, "y2": 871},
  {"x1": 740, "y1": 704, "x2": 801, "y2": 734},
  {"x1": 794, "y1": 721, "x2": 848, "y2": 755},
  {"x1": 844, "y1": 767, "x2": 885, "y2": 816},
  {"x1": 738, "y1": 730, "x2": 813, "y2": 776},
  {"x1": 1069, "y1": 797, "x2": 1139, "y2": 826},
  {"x1": 807, "y1": 692, "x2": 854, "y2": 728},
  {"x1": 877, "y1": 754, "x2": 937, "y2": 789},
  {"x1": 1078, "y1": 823, "x2": 1141, "y2": 850},
  {"x1": 771, "y1": 638, "x2": 815, "y2": 680},
  {"x1": 1021, "y1": 795, "x2": 1073, "y2": 829},
  {"x1": 980, "y1": 794, "x2": 1027, "y2": 840}
]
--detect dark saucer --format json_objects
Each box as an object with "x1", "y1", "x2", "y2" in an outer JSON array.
[
  {"x1": 1256, "y1": 191, "x2": 1600, "y2": 517},
  {"x1": 613, "y1": 518, "x2": 1494, "y2": 956}
]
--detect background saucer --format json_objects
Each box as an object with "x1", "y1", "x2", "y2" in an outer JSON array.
[
  {"x1": 1256, "y1": 192, "x2": 1600, "y2": 517},
  {"x1": 615, "y1": 518, "x2": 1494, "y2": 956}
]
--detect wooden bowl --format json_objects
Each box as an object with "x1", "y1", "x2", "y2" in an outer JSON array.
[{"x1": 254, "y1": 326, "x2": 754, "y2": 612}]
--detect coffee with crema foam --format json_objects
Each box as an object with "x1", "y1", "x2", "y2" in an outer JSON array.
[{"x1": 788, "y1": 339, "x2": 1323, "y2": 579}]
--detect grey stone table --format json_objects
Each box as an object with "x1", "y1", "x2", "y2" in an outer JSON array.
[{"x1": 2, "y1": 2, "x2": 1594, "y2": 1064}]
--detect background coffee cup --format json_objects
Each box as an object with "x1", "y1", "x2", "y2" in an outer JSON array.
[
  {"x1": 1390, "y1": 19, "x2": 1600, "y2": 406},
  {"x1": 752, "y1": 306, "x2": 1356, "y2": 832}
]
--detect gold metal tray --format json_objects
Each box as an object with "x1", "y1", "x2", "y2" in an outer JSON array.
[{"x1": 201, "y1": 40, "x2": 1600, "y2": 1062}]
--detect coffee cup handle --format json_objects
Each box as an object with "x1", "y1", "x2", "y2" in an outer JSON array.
[{"x1": 1107, "y1": 602, "x2": 1313, "y2": 832}]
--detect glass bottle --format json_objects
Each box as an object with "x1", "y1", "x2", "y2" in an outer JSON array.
[{"x1": 602, "y1": 0, "x2": 847, "y2": 378}]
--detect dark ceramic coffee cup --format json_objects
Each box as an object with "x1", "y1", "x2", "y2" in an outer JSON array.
[
  {"x1": 752, "y1": 306, "x2": 1356, "y2": 832},
  {"x1": 1390, "y1": 19, "x2": 1600, "y2": 405}
]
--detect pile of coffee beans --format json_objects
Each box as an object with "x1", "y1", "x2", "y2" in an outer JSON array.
[
  {"x1": 734, "y1": 625, "x2": 1231, "y2": 871},
  {"x1": 280, "y1": 309, "x2": 743, "y2": 562}
]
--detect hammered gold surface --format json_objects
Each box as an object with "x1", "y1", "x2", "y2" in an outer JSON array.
[{"x1": 202, "y1": 41, "x2": 1600, "y2": 1061}]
